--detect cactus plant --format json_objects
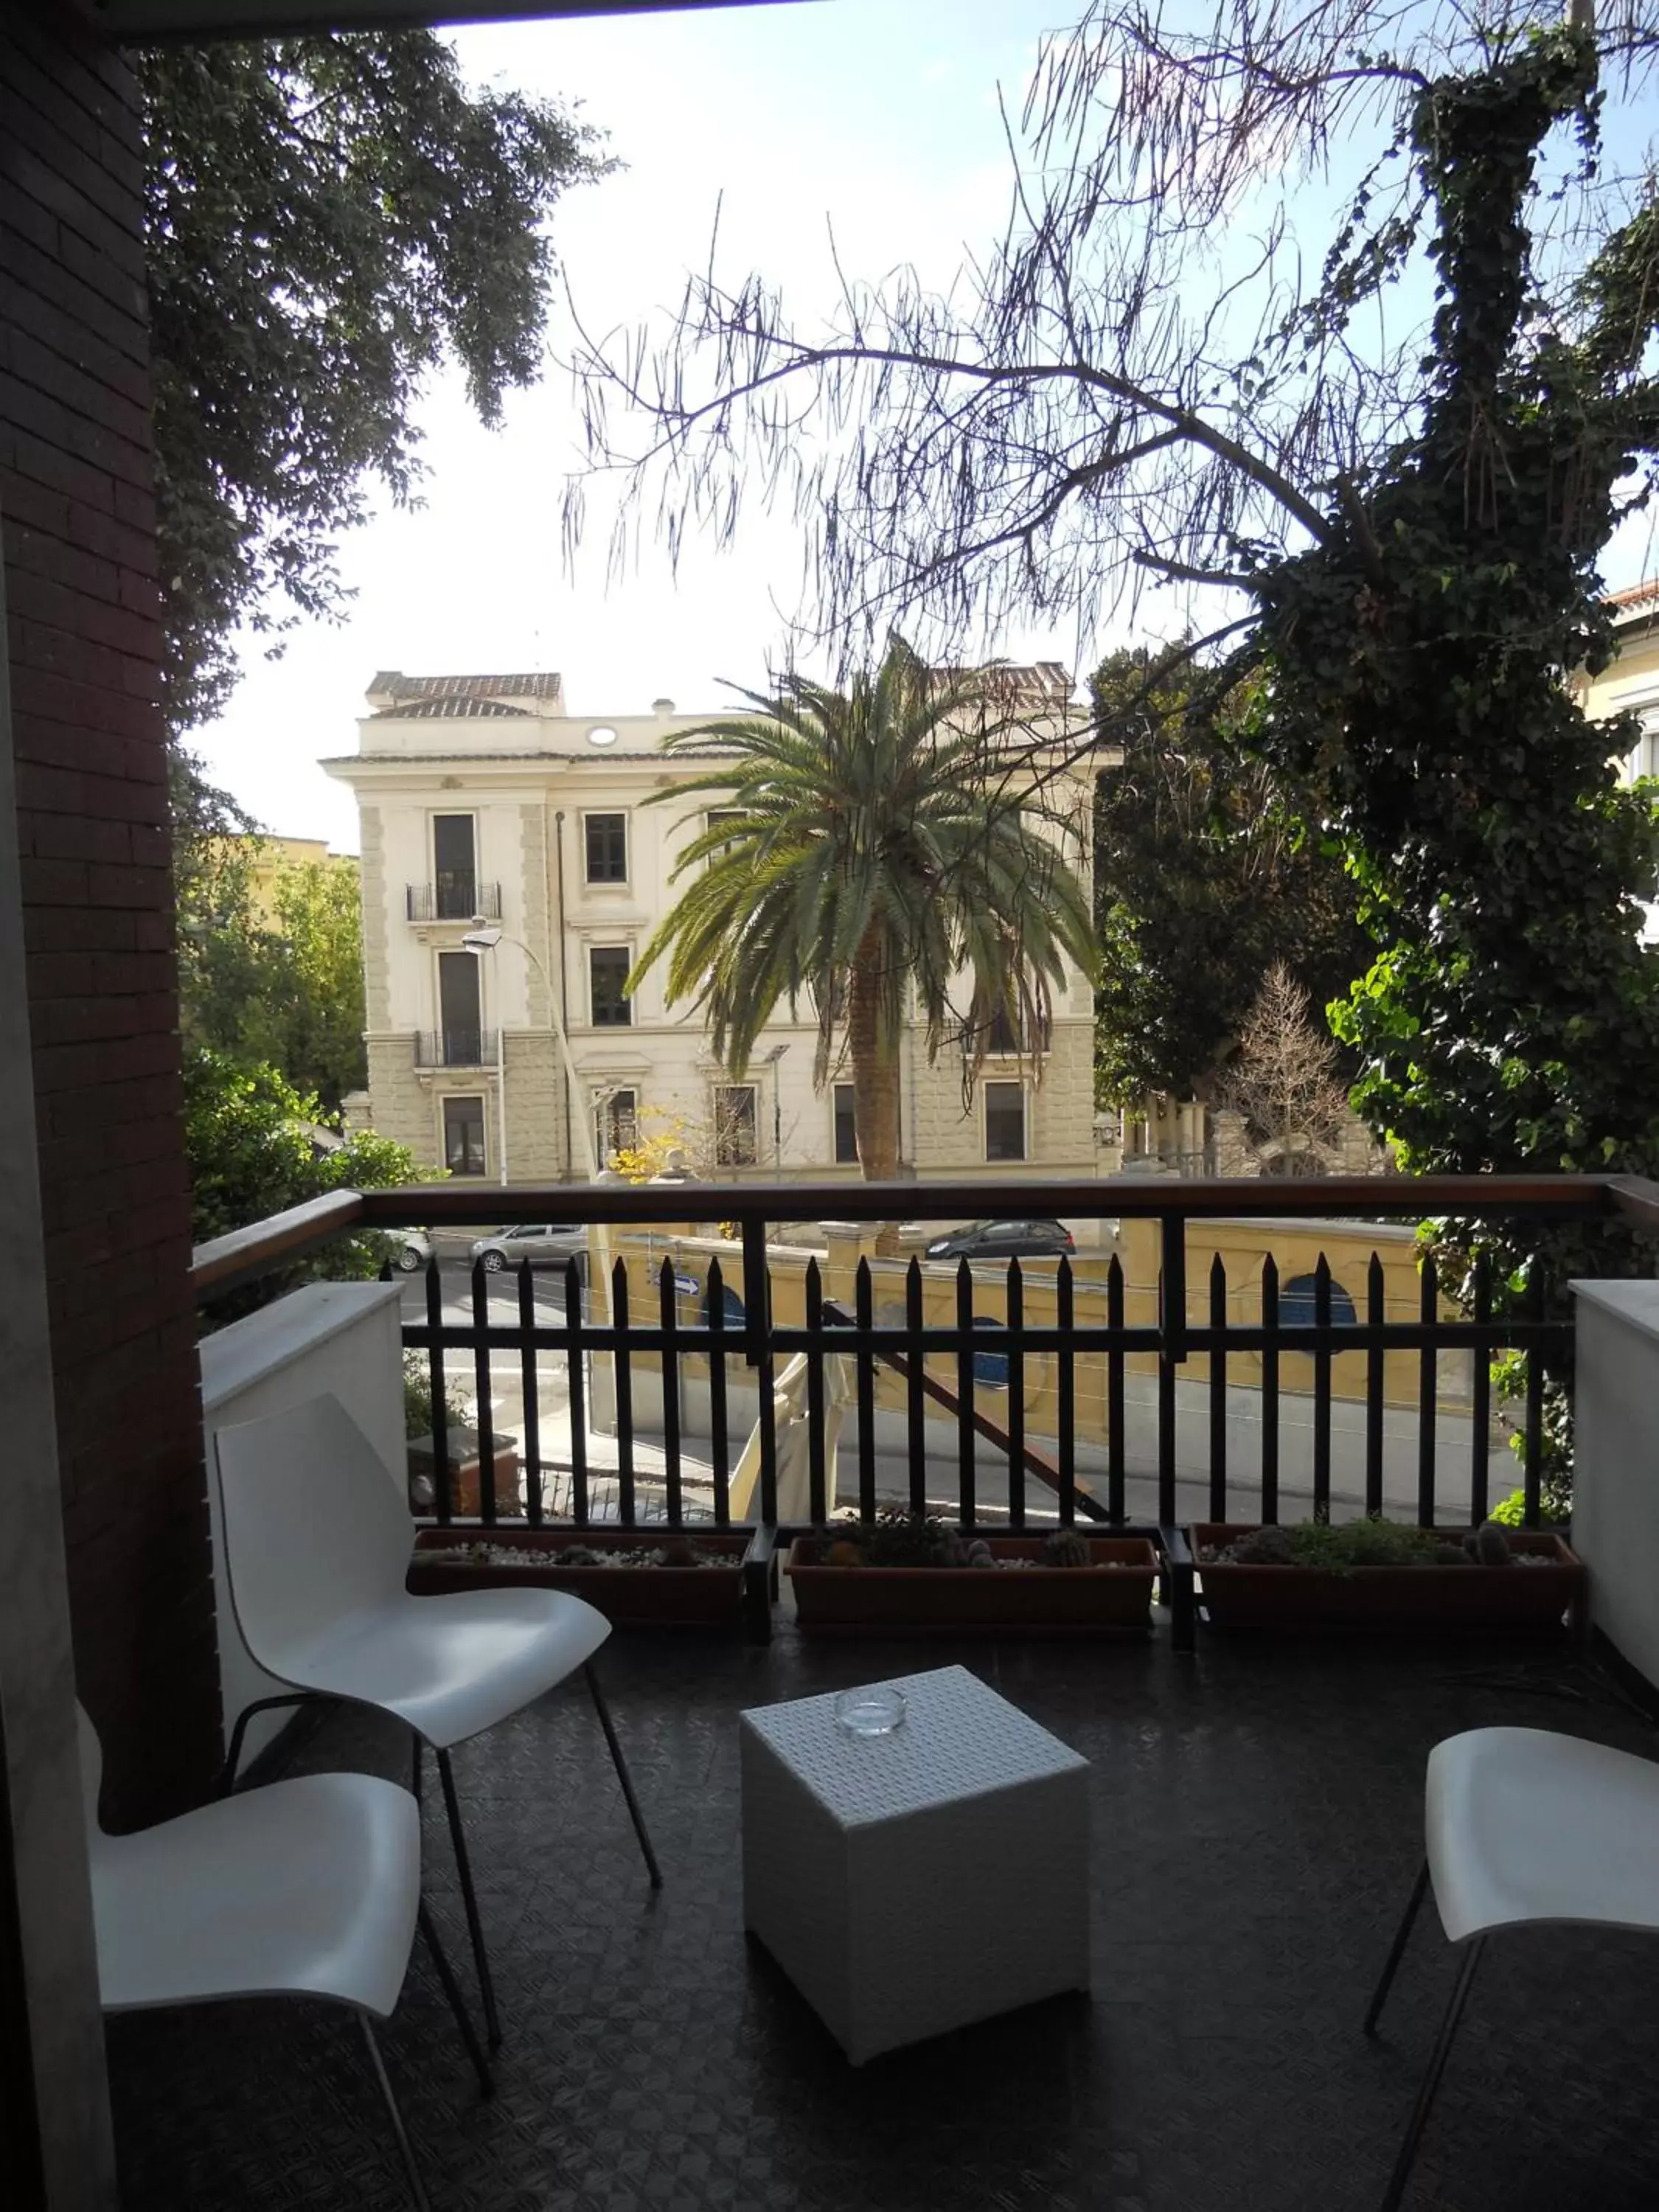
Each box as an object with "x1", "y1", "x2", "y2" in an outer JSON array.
[{"x1": 1042, "y1": 1528, "x2": 1093, "y2": 1569}]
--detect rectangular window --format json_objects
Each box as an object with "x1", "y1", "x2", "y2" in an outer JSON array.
[
  {"x1": 432, "y1": 813, "x2": 476, "y2": 920},
  {"x1": 833, "y1": 1082, "x2": 858, "y2": 1164},
  {"x1": 442, "y1": 1095, "x2": 487, "y2": 1177},
  {"x1": 595, "y1": 1086, "x2": 638, "y2": 1163},
  {"x1": 437, "y1": 948, "x2": 482, "y2": 1065},
  {"x1": 589, "y1": 945, "x2": 633, "y2": 1026},
  {"x1": 985, "y1": 1080, "x2": 1026, "y2": 1163},
  {"x1": 714, "y1": 1083, "x2": 757, "y2": 1166},
  {"x1": 585, "y1": 812, "x2": 628, "y2": 883}
]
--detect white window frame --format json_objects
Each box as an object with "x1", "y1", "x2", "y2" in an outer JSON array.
[
  {"x1": 429, "y1": 809, "x2": 479, "y2": 919},
  {"x1": 587, "y1": 942, "x2": 634, "y2": 1028},
  {"x1": 593, "y1": 1085, "x2": 639, "y2": 1164},
  {"x1": 440, "y1": 1092, "x2": 487, "y2": 1178},
  {"x1": 984, "y1": 1079, "x2": 1028, "y2": 1164},
  {"x1": 832, "y1": 1082, "x2": 858, "y2": 1165},
  {"x1": 714, "y1": 1082, "x2": 759, "y2": 1166},
  {"x1": 582, "y1": 808, "x2": 630, "y2": 886}
]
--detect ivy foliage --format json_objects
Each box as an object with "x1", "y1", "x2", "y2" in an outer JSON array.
[
  {"x1": 141, "y1": 33, "x2": 608, "y2": 732},
  {"x1": 1091, "y1": 644, "x2": 1370, "y2": 1104},
  {"x1": 1240, "y1": 27, "x2": 1659, "y2": 1309}
]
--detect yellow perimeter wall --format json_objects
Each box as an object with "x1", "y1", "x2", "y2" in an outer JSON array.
[{"x1": 599, "y1": 1214, "x2": 1467, "y2": 1450}]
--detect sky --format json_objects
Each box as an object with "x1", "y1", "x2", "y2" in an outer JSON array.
[
  {"x1": 198, "y1": 0, "x2": 1071, "y2": 849},
  {"x1": 193, "y1": 0, "x2": 1659, "y2": 853}
]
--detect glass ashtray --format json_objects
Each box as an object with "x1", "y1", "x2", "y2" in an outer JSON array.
[{"x1": 834, "y1": 1686, "x2": 908, "y2": 1738}]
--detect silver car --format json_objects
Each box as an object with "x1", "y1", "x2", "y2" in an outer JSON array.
[
  {"x1": 469, "y1": 1223, "x2": 588, "y2": 1273},
  {"x1": 394, "y1": 1229, "x2": 434, "y2": 1273}
]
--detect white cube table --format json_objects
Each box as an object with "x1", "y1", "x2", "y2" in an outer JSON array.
[{"x1": 740, "y1": 1664, "x2": 1091, "y2": 2063}]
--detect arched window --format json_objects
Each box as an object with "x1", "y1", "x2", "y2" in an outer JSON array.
[{"x1": 1279, "y1": 1273, "x2": 1357, "y2": 1327}]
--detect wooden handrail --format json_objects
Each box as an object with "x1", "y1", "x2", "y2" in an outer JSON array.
[
  {"x1": 191, "y1": 1189, "x2": 365, "y2": 1296},
  {"x1": 194, "y1": 1170, "x2": 1643, "y2": 1301},
  {"x1": 1607, "y1": 1176, "x2": 1659, "y2": 1235},
  {"x1": 361, "y1": 1172, "x2": 1617, "y2": 1232}
]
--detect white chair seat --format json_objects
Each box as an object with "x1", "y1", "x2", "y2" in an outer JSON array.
[
  {"x1": 1428, "y1": 1725, "x2": 1659, "y2": 1945},
  {"x1": 213, "y1": 1394, "x2": 661, "y2": 2057},
  {"x1": 92, "y1": 1770, "x2": 420, "y2": 2019},
  {"x1": 281, "y1": 1586, "x2": 612, "y2": 1750}
]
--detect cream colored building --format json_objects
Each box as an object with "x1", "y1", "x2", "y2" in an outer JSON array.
[
  {"x1": 322, "y1": 667, "x2": 1102, "y2": 1186},
  {"x1": 1577, "y1": 579, "x2": 1659, "y2": 778}
]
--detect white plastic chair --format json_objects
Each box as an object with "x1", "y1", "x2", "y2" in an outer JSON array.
[
  {"x1": 80, "y1": 1703, "x2": 489, "y2": 2209},
  {"x1": 1365, "y1": 1725, "x2": 1659, "y2": 2210},
  {"x1": 213, "y1": 1392, "x2": 661, "y2": 2051}
]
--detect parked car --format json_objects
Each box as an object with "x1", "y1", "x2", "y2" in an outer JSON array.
[
  {"x1": 923, "y1": 1217, "x2": 1077, "y2": 1261},
  {"x1": 469, "y1": 1224, "x2": 589, "y2": 1273},
  {"x1": 394, "y1": 1230, "x2": 434, "y2": 1273}
]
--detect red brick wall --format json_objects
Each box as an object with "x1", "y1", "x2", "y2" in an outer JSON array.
[{"x1": 1, "y1": 4, "x2": 219, "y2": 1822}]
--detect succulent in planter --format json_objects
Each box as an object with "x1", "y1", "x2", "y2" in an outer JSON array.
[
  {"x1": 1041, "y1": 1528, "x2": 1093, "y2": 1569},
  {"x1": 1204, "y1": 1517, "x2": 1519, "y2": 1570}
]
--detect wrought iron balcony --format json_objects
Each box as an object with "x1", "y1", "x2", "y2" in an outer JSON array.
[
  {"x1": 413, "y1": 1028, "x2": 498, "y2": 1068},
  {"x1": 172, "y1": 1170, "x2": 1659, "y2": 2212},
  {"x1": 405, "y1": 880, "x2": 502, "y2": 923}
]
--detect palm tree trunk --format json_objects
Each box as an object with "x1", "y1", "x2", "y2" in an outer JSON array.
[{"x1": 847, "y1": 925, "x2": 902, "y2": 1183}]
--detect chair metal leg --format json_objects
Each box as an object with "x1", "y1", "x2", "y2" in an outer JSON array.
[
  {"x1": 357, "y1": 2013, "x2": 431, "y2": 2212},
  {"x1": 434, "y1": 1745, "x2": 501, "y2": 2051},
  {"x1": 585, "y1": 1663, "x2": 663, "y2": 1889},
  {"x1": 411, "y1": 1730, "x2": 424, "y2": 1804},
  {"x1": 1365, "y1": 1859, "x2": 1431, "y2": 2036},
  {"x1": 1377, "y1": 1937, "x2": 1485, "y2": 2212},
  {"x1": 417, "y1": 1900, "x2": 494, "y2": 2101},
  {"x1": 218, "y1": 1691, "x2": 319, "y2": 1797}
]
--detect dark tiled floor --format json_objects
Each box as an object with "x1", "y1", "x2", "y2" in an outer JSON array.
[{"x1": 108, "y1": 1620, "x2": 1659, "y2": 2212}]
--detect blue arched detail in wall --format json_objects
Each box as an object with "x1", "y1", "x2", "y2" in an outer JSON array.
[
  {"x1": 1280, "y1": 1273, "x2": 1358, "y2": 1327},
  {"x1": 700, "y1": 1281, "x2": 747, "y2": 1330}
]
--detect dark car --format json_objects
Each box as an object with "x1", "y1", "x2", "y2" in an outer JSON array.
[{"x1": 923, "y1": 1217, "x2": 1076, "y2": 1261}]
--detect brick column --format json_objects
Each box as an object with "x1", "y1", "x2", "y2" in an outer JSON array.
[{"x1": 2, "y1": 2, "x2": 219, "y2": 1823}]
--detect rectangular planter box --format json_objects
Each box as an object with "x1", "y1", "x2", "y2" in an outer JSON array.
[
  {"x1": 1190, "y1": 1523, "x2": 1585, "y2": 1635},
  {"x1": 406, "y1": 1427, "x2": 519, "y2": 1518},
  {"x1": 408, "y1": 1525, "x2": 754, "y2": 1627},
  {"x1": 785, "y1": 1534, "x2": 1159, "y2": 1635}
]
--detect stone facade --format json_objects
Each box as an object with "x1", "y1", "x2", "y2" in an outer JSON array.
[{"x1": 325, "y1": 669, "x2": 1105, "y2": 1191}]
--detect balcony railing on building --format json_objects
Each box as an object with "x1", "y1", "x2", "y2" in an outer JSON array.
[
  {"x1": 414, "y1": 1028, "x2": 500, "y2": 1068},
  {"x1": 406, "y1": 879, "x2": 502, "y2": 923},
  {"x1": 192, "y1": 1172, "x2": 1659, "y2": 1648}
]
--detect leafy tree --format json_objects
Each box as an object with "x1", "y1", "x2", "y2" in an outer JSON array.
[
  {"x1": 186, "y1": 1048, "x2": 427, "y2": 1298},
  {"x1": 1092, "y1": 644, "x2": 1368, "y2": 1102},
  {"x1": 577, "y1": 4, "x2": 1659, "y2": 1321},
  {"x1": 237, "y1": 857, "x2": 367, "y2": 1112},
  {"x1": 177, "y1": 809, "x2": 366, "y2": 1112},
  {"x1": 142, "y1": 32, "x2": 608, "y2": 732},
  {"x1": 627, "y1": 637, "x2": 1097, "y2": 1180}
]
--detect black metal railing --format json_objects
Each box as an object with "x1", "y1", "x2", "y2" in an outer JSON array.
[
  {"x1": 191, "y1": 1173, "x2": 1659, "y2": 1644},
  {"x1": 413, "y1": 1028, "x2": 499, "y2": 1068},
  {"x1": 405, "y1": 880, "x2": 502, "y2": 922}
]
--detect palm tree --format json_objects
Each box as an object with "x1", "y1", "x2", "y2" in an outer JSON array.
[{"x1": 626, "y1": 636, "x2": 1096, "y2": 1180}]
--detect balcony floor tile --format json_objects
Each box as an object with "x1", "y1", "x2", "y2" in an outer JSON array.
[{"x1": 108, "y1": 1624, "x2": 1659, "y2": 2211}]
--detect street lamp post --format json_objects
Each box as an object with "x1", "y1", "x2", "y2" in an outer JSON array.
[{"x1": 763, "y1": 1041, "x2": 788, "y2": 1166}]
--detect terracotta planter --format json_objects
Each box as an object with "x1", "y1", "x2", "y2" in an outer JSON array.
[
  {"x1": 406, "y1": 1427, "x2": 518, "y2": 1517},
  {"x1": 408, "y1": 1526, "x2": 753, "y2": 1627},
  {"x1": 1191, "y1": 1523, "x2": 1585, "y2": 1635},
  {"x1": 785, "y1": 1534, "x2": 1159, "y2": 1635}
]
